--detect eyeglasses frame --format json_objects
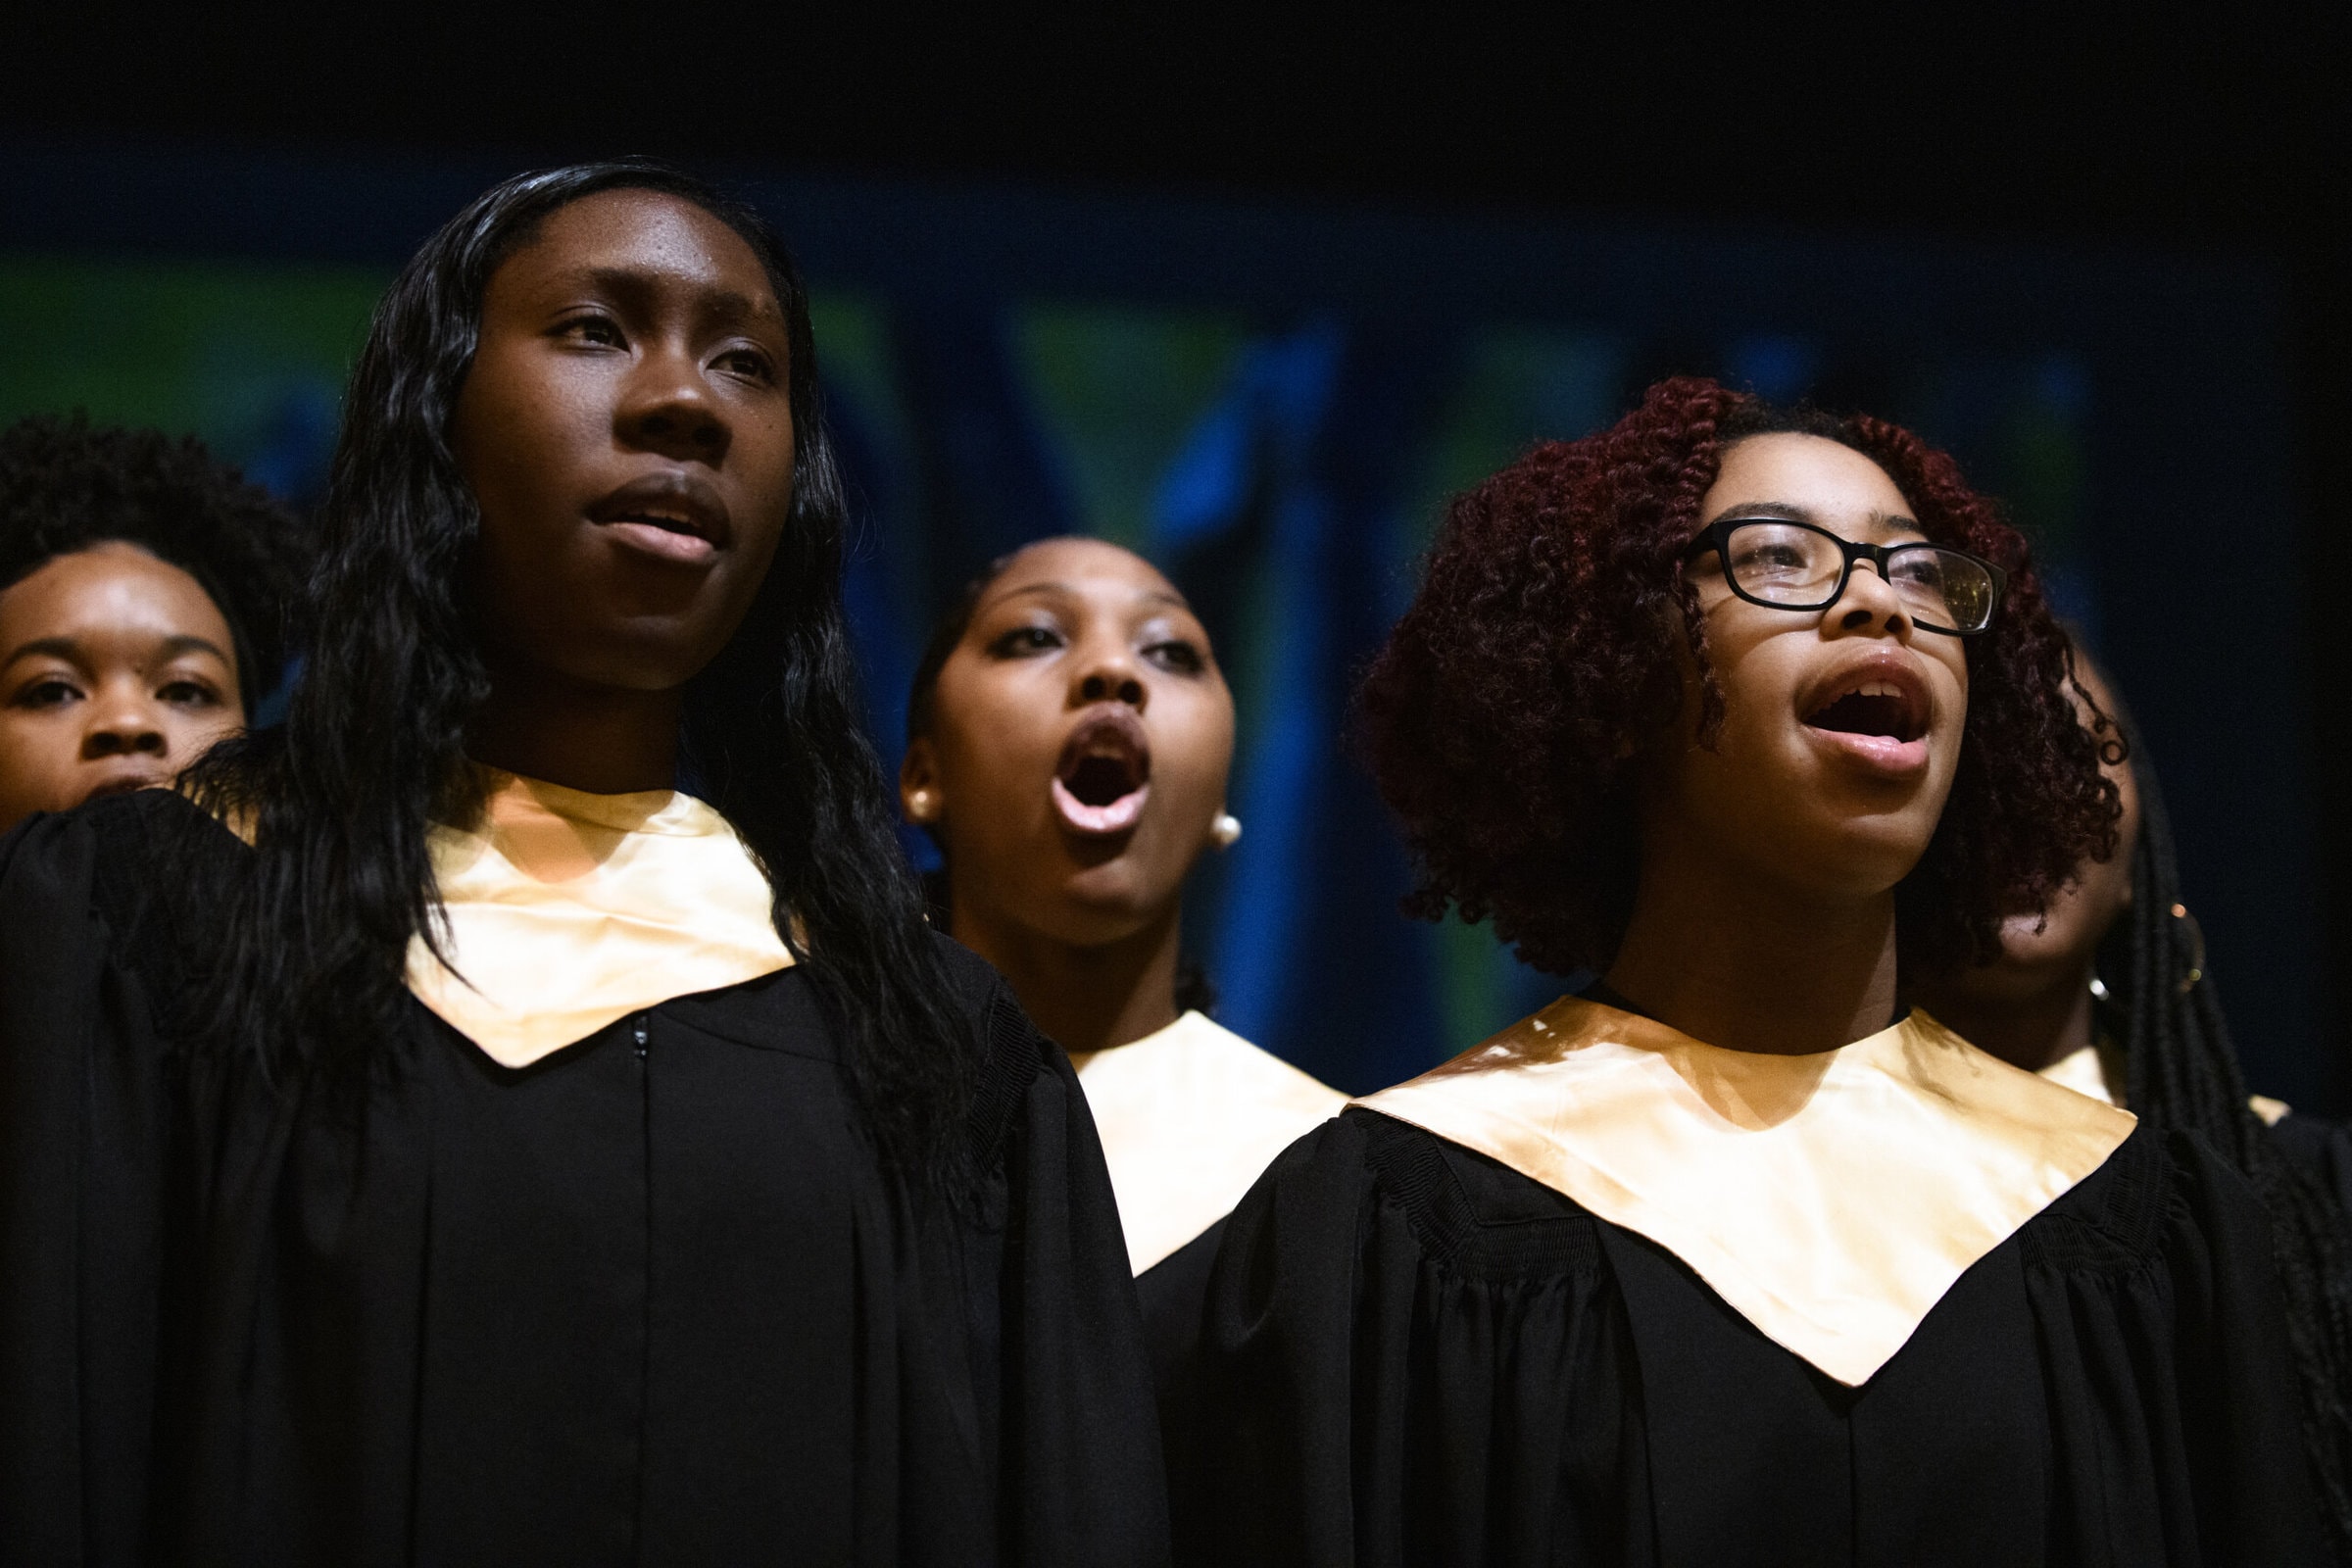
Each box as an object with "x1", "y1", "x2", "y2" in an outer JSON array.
[{"x1": 1684, "y1": 515, "x2": 2007, "y2": 637}]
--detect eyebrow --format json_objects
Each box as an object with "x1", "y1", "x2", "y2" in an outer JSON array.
[
  {"x1": 157, "y1": 634, "x2": 234, "y2": 663},
  {"x1": 990, "y1": 581, "x2": 1191, "y2": 612},
  {"x1": 1, "y1": 636, "x2": 84, "y2": 670},
  {"x1": 1, "y1": 633, "x2": 231, "y2": 669},
  {"x1": 559, "y1": 265, "x2": 780, "y2": 328},
  {"x1": 1708, "y1": 500, "x2": 1927, "y2": 537}
]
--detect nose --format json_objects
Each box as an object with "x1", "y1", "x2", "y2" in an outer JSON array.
[
  {"x1": 1071, "y1": 647, "x2": 1147, "y2": 711},
  {"x1": 1827, "y1": 558, "x2": 1912, "y2": 638},
  {"x1": 616, "y1": 344, "x2": 732, "y2": 465},
  {"x1": 80, "y1": 697, "x2": 169, "y2": 762}
]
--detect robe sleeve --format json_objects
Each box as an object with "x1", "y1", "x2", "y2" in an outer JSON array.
[
  {"x1": 0, "y1": 803, "x2": 177, "y2": 1565},
  {"x1": 950, "y1": 943, "x2": 1172, "y2": 1567}
]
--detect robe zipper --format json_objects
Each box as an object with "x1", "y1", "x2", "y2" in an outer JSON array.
[{"x1": 632, "y1": 1012, "x2": 650, "y2": 1059}]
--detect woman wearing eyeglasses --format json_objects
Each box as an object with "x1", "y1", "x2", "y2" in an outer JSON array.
[{"x1": 1173, "y1": 378, "x2": 2325, "y2": 1566}]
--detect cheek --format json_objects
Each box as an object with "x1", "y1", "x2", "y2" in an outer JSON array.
[
  {"x1": 1936, "y1": 655, "x2": 1970, "y2": 729},
  {"x1": 0, "y1": 711, "x2": 80, "y2": 796},
  {"x1": 168, "y1": 705, "x2": 246, "y2": 751},
  {"x1": 933, "y1": 693, "x2": 1055, "y2": 806},
  {"x1": 460, "y1": 356, "x2": 600, "y2": 527},
  {"x1": 1153, "y1": 703, "x2": 1236, "y2": 809},
  {"x1": 1700, "y1": 638, "x2": 1799, "y2": 757}
]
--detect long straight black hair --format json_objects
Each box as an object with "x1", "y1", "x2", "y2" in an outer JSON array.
[{"x1": 184, "y1": 161, "x2": 980, "y2": 1188}]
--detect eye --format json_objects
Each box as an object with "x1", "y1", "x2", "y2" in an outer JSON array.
[
  {"x1": 9, "y1": 676, "x2": 82, "y2": 710},
  {"x1": 987, "y1": 624, "x2": 1064, "y2": 659},
  {"x1": 1145, "y1": 639, "x2": 1204, "y2": 674},
  {"x1": 558, "y1": 312, "x2": 626, "y2": 349},
  {"x1": 1736, "y1": 541, "x2": 1812, "y2": 574},
  {"x1": 714, "y1": 345, "x2": 777, "y2": 384},
  {"x1": 1890, "y1": 551, "x2": 1947, "y2": 589},
  {"x1": 158, "y1": 678, "x2": 224, "y2": 710}
]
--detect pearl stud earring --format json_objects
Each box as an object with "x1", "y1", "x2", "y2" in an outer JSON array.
[{"x1": 1211, "y1": 811, "x2": 1243, "y2": 849}]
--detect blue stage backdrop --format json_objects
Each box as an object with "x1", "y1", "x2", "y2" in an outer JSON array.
[{"x1": 2, "y1": 138, "x2": 2334, "y2": 1109}]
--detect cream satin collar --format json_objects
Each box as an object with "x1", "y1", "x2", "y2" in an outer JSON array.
[
  {"x1": 1069, "y1": 1010, "x2": 1348, "y2": 1274},
  {"x1": 405, "y1": 769, "x2": 793, "y2": 1066},
  {"x1": 1357, "y1": 996, "x2": 2134, "y2": 1386}
]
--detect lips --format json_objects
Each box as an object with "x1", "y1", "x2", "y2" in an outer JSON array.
[
  {"x1": 1051, "y1": 707, "x2": 1152, "y2": 835},
  {"x1": 1799, "y1": 655, "x2": 1933, "y2": 775},
  {"x1": 590, "y1": 470, "x2": 732, "y2": 565}
]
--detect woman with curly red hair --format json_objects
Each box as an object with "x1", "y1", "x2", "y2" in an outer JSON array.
[{"x1": 1173, "y1": 378, "x2": 2326, "y2": 1565}]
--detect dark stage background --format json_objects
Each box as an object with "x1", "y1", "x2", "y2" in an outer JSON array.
[{"x1": 5, "y1": 13, "x2": 2345, "y2": 1110}]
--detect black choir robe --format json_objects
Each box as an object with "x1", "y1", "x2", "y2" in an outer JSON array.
[
  {"x1": 0, "y1": 792, "x2": 1168, "y2": 1566},
  {"x1": 1176, "y1": 1100, "x2": 2325, "y2": 1565}
]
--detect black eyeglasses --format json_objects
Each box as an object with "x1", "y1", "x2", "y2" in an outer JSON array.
[{"x1": 1686, "y1": 516, "x2": 2006, "y2": 636}]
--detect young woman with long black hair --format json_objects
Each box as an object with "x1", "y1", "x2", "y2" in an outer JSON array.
[
  {"x1": 0, "y1": 163, "x2": 1164, "y2": 1565},
  {"x1": 1176, "y1": 379, "x2": 2327, "y2": 1564},
  {"x1": 1914, "y1": 650, "x2": 2352, "y2": 1551}
]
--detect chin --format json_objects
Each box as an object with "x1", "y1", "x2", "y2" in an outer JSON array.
[
  {"x1": 562, "y1": 638, "x2": 721, "y2": 694},
  {"x1": 1773, "y1": 820, "x2": 1937, "y2": 905},
  {"x1": 1051, "y1": 869, "x2": 1167, "y2": 938}
]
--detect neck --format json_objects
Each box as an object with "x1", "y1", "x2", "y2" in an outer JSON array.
[
  {"x1": 467, "y1": 659, "x2": 683, "y2": 797},
  {"x1": 950, "y1": 896, "x2": 1184, "y2": 1057},
  {"x1": 1604, "y1": 848, "x2": 1901, "y2": 1056},
  {"x1": 1915, "y1": 960, "x2": 2096, "y2": 1074}
]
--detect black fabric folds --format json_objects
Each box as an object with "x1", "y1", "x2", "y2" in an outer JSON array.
[
  {"x1": 0, "y1": 795, "x2": 1167, "y2": 1566},
  {"x1": 2274, "y1": 1111, "x2": 2352, "y2": 1230},
  {"x1": 1175, "y1": 1105, "x2": 2326, "y2": 1567}
]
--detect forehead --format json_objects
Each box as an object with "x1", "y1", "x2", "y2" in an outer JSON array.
[
  {"x1": 0, "y1": 542, "x2": 229, "y2": 639},
  {"x1": 1705, "y1": 433, "x2": 1913, "y2": 524},
  {"x1": 498, "y1": 188, "x2": 782, "y2": 318},
  {"x1": 978, "y1": 538, "x2": 1185, "y2": 611}
]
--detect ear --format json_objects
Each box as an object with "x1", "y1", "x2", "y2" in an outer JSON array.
[{"x1": 900, "y1": 738, "x2": 945, "y2": 825}]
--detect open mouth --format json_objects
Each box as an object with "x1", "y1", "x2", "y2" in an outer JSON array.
[
  {"x1": 1804, "y1": 684, "x2": 1925, "y2": 744},
  {"x1": 1051, "y1": 708, "x2": 1152, "y2": 835},
  {"x1": 1800, "y1": 661, "x2": 1932, "y2": 773},
  {"x1": 590, "y1": 471, "x2": 730, "y2": 564}
]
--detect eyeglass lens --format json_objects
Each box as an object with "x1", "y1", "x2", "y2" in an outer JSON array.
[{"x1": 1722, "y1": 520, "x2": 1994, "y2": 631}]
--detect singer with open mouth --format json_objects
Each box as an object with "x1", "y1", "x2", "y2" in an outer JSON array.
[
  {"x1": 1170, "y1": 378, "x2": 2327, "y2": 1565},
  {"x1": 900, "y1": 535, "x2": 1346, "y2": 1432}
]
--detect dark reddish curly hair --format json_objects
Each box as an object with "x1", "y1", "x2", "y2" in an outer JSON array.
[{"x1": 1357, "y1": 375, "x2": 2118, "y2": 978}]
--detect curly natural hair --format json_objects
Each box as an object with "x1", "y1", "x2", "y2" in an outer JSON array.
[
  {"x1": 0, "y1": 413, "x2": 310, "y2": 709},
  {"x1": 1357, "y1": 375, "x2": 2118, "y2": 978}
]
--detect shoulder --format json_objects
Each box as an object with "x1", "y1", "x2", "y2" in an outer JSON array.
[
  {"x1": 2024, "y1": 1121, "x2": 2276, "y2": 1278},
  {"x1": 1290, "y1": 1106, "x2": 1604, "y2": 1280},
  {"x1": 930, "y1": 932, "x2": 1068, "y2": 1168},
  {"x1": 3, "y1": 789, "x2": 238, "y2": 938},
  {"x1": 927, "y1": 927, "x2": 1008, "y2": 1016},
  {"x1": 0, "y1": 791, "x2": 236, "y2": 1064}
]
